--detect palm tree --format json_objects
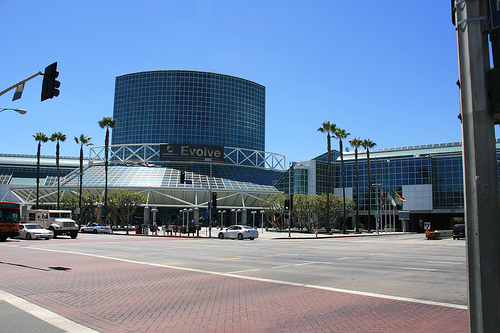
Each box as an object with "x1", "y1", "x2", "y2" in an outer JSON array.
[
  {"x1": 333, "y1": 127, "x2": 350, "y2": 232},
  {"x1": 74, "y1": 134, "x2": 92, "y2": 223},
  {"x1": 361, "y1": 138, "x2": 376, "y2": 231},
  {"x1": 317, "y1": 121, "x2": 337, "y2": 232},
  {"x1": 50, "y1": 132, "x2": 66, "y2": 210},
  {"x1": 98, "y1": 117, "x2": 117, "y2": 223},
  {"x1": 349, "y1": 137, "x2": 362, "y2": 232},
  {"x1": 33, "y1": 132, "x2": 49, "y2": 209}
]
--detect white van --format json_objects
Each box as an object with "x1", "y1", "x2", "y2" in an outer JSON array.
[{"x1": 26, "y1": 210, "x2": 79, "y2": 239}]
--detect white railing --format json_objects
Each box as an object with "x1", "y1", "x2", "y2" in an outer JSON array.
[{"x1": 89, "y1": 144, "x2": 286, "y2": 171}]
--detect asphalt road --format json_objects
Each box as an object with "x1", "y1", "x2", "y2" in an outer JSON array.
[{"x1": 4, "y1": 231, "x2": 467, "y2": 306}]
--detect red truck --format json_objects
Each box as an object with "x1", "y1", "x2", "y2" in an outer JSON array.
[{"x1": 0, "y1": 201, "x2": 20, "y2": 241}]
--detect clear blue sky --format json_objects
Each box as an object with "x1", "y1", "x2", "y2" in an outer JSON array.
[{"x1": 1, "y1": 1, "x2": 491, "y2": 163}]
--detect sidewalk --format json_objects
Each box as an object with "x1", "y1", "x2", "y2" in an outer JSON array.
[{"x1": 116, "y1": 226, "x2": 411, "y2": 240}]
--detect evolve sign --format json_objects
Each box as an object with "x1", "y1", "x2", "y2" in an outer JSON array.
[{"x1": 160, "y1": 144, "x2": 225, "y2": 162}]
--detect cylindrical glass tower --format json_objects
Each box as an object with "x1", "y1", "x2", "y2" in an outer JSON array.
[{"x1": 112, "y1": 70, "x2": 265, "y2": 151}]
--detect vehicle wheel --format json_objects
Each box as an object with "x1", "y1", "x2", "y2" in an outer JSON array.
[
  {"x1": 93, "y1": 229, "x2": 98, "y2": 234},
  {"x1": 70, "y1": 233, "x2": 78, "y2": 239},
  {"x1": 26, "y1": 233, "x2": 32, "y2": 240},
  {"x1": 453, "y1": 237, "x2": 456, "y2": 240},
  {"x1": 218, "y1": 233, "x2": 224, "y2": 239},
  {"x1": 45, "y1": 238, "x2": 50, "y2": 240},
  {"x1": 50, "y1": 228, "x2": 57, "y2": 238},
  {"x1": 0, "y1": 236, "x2": 7, "y2": 242},
  {"x1": 249, "y1": 237, "x2": 254, "y2": 240},
  {"x1": 238, "y1": 233, "x2": 244, "y2": 240}
]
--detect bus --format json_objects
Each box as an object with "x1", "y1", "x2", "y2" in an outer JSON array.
[{"x1": 0, "y1": 201, "x2": 21, "y2": 241}]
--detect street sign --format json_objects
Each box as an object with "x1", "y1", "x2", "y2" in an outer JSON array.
[{"x1": 490, "y1": 0, "x2": 500, "y2": 30}]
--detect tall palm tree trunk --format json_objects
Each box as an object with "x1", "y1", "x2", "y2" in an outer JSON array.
[
  {"x1": 104, "y1": 128, "x2": 109, "y2": 223},
  {"x1": 326, "y1": 134, "x2": 331, "y2": 232},
  {"x1": 366, "y1": 150, "x2": 372, "y2": 230},
  {"x1": 354, "y1": 147, "x2": 359, "y2": 232},
  {"x1": 340, "y1": 139, "x2": 346, "y2": 232},
  {"x1": 36, "y1": 142, "x2": 41, "y2": 209},
  {"x1": 79, "y1": 145, "x2": 84, "y2": 220},
  {"x1": 56, "y1": 141, "x2": 60, "y2": 210}
]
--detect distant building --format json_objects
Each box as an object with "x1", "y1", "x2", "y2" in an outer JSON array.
[
  {"x1": 112, "y1": 70, "x2": 265, "y2": 151},
  {"x1": 3, "y1": 71, "x2": 284, "y2": 227},
  {"x1": 276, "y1": 141, "x2": 500, "y2": 231}
]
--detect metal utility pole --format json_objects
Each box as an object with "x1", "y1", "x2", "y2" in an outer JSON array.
[{"x1": 454, "y1": 0, "x2": 500, "y2": 332}]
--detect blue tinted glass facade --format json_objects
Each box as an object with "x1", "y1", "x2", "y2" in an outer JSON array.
[
  {"x1": 112, "y1": 70, "x2": 265, "y2": 151},
  {"x1": 276, "y1": 142, "x2": 500, "y2": 231}
]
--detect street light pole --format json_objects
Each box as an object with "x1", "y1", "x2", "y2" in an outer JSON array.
[
  {"x1": 260, "y1": 210, "x2": 265, "y2": 232},
  {"x1": 0, "y1": 108, "x2": 27, "y2": 115},
  {"x1": 218, "y1": 210, "x2": 225, "y2": 229},
  {"x1": 455, "y1": 1, "x2": 500, "y2": 330}
]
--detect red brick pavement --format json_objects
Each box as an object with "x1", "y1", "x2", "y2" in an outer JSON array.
[{"x1": 0, "y1": 246, "x2": 468, "y2": 333}]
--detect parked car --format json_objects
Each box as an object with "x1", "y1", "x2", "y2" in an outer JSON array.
[
  {"x1": 80, "y1": 223, "x2": 112, "y2": 234},
  {"x1": 16, "y1": 224, "x2": 53, "y2": 240},
  {"x1": 218, "y1": 225, "x2": 259, "y2": 240},
  {"x1": 453, "y1": 224, "x2": 465, "y2": 240}
]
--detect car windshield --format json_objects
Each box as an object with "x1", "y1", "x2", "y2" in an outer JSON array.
[
  {"x1": 25, "y1": 225, "x2": 42, "y2": 229},
  {"x1": 243, "y1": 226, "x2": 254, "y2": 230}
]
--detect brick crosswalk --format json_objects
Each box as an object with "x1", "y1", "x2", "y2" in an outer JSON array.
[{"x1": 0, "y1": 246, "x2": 467, "y2": 332}]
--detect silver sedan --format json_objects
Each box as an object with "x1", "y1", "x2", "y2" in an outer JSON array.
[{"x1": 218, "y1": 225, "x2": 259, "y2": 240}]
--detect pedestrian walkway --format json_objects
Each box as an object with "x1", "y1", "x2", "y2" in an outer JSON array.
[
  {"x1": 118, "y1": 226, "x2": 411, "y2": 240},
  {"x1": 0, "y1": 244, "x2": 467, "y2": 332}
]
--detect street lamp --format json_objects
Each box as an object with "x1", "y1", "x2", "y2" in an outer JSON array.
[
  {"x1": 260, "y1": 210, "x2": 265, "y2": 232},
  {"x1": 251, "y1": 211, "x2": 257, "y2": 228},
  {"x1": 218, "y1": 210, "x2": 226, "y2": 229},
  {"x1": 0, "y1": 108, "x2": 27, "y2": 115},
  {"x1": 182, "y1": 208, "x2": 187, "y2": 228}
]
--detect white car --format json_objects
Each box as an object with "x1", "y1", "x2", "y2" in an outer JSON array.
[
  {"x1": 17, "y1": 224, "x2": 53, "y2": 240},
  {"x1": 218, "y1": 225, "x2": 259, "y2": 240},
  {"x1": 80, "y1": 223, "x2": 112, "y2": 234}
]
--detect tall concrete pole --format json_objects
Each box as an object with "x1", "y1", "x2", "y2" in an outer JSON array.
[{"x1": 455, "y1": 0, "x2": 500, "y2": 332}]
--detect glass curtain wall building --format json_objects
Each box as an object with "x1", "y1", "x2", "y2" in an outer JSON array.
[
  {"x1": 6, "y1": 70, "x2": 285, "y2": 228},
  {"x1": 112, "y1": 70, "x2": 265, "y2": 151},
  {"x1": 277, "y1": 141, "x2": 500, "y2": 231}
]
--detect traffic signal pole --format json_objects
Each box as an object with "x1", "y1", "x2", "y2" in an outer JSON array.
[
  {"x1": 0, "y1": 71, "x2": 42, "y2": 98},
  {"x1": 454, "y1": 1, "x2": 500, "y2": 331}
]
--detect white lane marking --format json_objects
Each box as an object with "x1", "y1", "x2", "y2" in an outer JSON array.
[
  {"x1": 227, "y1": 268, "x2": 261, "y2": 274},
  {"x1": 0, "y1": 289, "x2": 99, "y2": 333},
  {"x1": 26, "y1": 247, "x2": 468, "y2": 310},
  {"x1": 401, "y1": 267, "x2": 440, "y2": 272},
  {"x1": 425, "y1": 260, "x2": 463, "y2": 265}
]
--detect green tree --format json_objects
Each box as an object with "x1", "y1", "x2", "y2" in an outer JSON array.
[
  {"x1": 260, "y1": 194, "x2": 288, "y2": 230},
  {"x1": 60, "y1": 193, "x2": 78, "y2": 212},
  {"x1": 50, "y1": 132, "x2": 66, "y2": 210},
  {"x1": 107, "y1": 190, "x2": 147, "y2": 233},
  {"x1": 333, "y1": 127, "x2": 350, "y2": 232},
  {"x1": 292, "y1": 193, "x2": 312, "y2": 232},
  {"x1": 317, "y1": 121, "x2": 337, "y2": 232},
  {"x1": 33, "y1": 132, "x2": 49, "y2": 209},
  {"x1": 98, "y1": 116, "x2": 117, "y2": 224},
  {"x1": 361, "y1": 138, "x2": 376, "y2": 230},
  {"x1": 74, "y1": 134, "x2": 92, "y2": 223},
  {"x1": 349, "y1": 137, "x2": 363, "y2": 232}
]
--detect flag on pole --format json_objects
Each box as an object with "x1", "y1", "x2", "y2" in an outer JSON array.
[
  {"x1": 388, "y1": 192, "x2": 397, "y2": 207},
  {"x1": 392, "y1": 190, "x2": 406, "y2": 203}
]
